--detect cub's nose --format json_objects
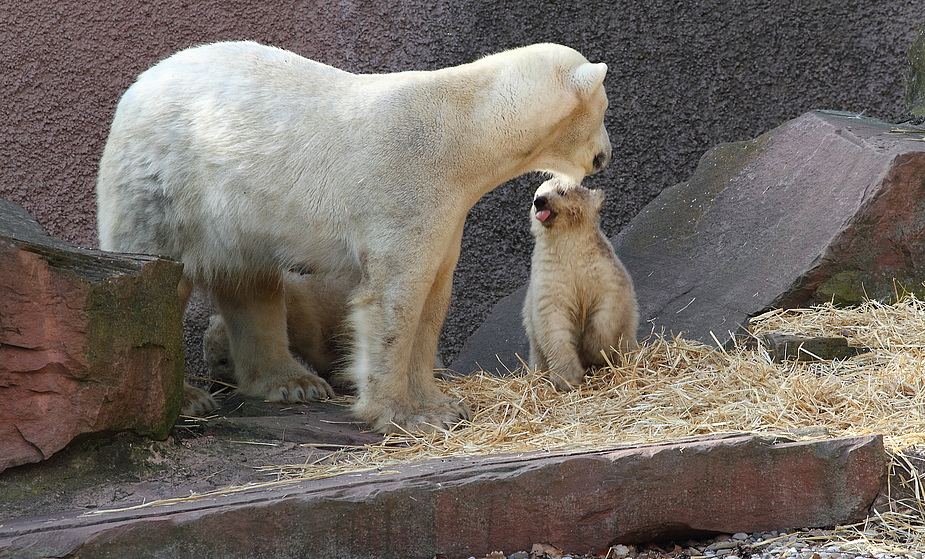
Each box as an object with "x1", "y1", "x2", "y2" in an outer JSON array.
[{"x1": 533, "y1": 196, "x2": 548, "y2": 210}]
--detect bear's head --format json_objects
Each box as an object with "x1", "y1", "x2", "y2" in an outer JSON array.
[
  {"x1": 479, "y1": 44, "x2": 612, "y2": 184},
  {"x1": 530, "y1": 178, "x2": 605, "y2": 235},
  {"x1": 513, "y1": 45, "x2": 612, "y2": 183}
]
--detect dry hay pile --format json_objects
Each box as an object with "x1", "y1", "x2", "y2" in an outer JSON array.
[{"x1": 270, "y1": 296, "x2": 925, "y2": 552}]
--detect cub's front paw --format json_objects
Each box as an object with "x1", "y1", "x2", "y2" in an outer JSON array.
[
  {"x1": 181, "y1": 383, "x2": 219, "y2": 417},
  {"x1": 547, "y1": 369, "x2": 584, "y2": 392},
  {"x1": 356, "y1": 396, "x2": 472, "y2": 434}
]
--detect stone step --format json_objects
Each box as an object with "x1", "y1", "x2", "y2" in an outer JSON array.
[{"x1": 0, "y1": 433, "x2": 886, "y2": 559}]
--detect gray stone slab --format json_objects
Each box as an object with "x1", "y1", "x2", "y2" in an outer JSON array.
[
  {"x1": 451, "y1": 110, "x2": 925, "y2": 374},
  {"x1": 0, "y1": 434, "x2": 886, "y2": 559}
]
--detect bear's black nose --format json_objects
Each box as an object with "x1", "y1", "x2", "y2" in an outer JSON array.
[
  {"x1": 533, "y1": 196, "x2": 548, "y2": 210},
  {"x1": 592, "y1": 150, "x2": 610, "y2": 173}
]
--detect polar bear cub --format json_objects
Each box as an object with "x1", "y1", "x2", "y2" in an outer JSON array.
[
  {"x1": 522, "y1": 178, "x2": 638, "y2": 391},
  {"x1": 203, "y1": 269, "x2": 444, "y2": 386},
  {"x1": 96, "y1": 41, "x2": 611, "y2": 433},
  {"x1": 203, "y1": 270, "x2": 353, "y2": 386}
]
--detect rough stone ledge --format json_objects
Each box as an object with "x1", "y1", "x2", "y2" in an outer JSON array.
[
  {"x1": 0, "y1": 433, "x2": 887, "y2": 559},
  {"x1": 0, "y1": 198, "x2": 185, "y2": 473}
]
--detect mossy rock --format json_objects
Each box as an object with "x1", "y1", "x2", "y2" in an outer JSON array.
[{"x1": 906, "y1": 24, "x2": 925, "y2": 116}]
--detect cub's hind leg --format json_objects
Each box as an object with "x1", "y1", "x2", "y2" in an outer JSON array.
[
  {"x1": 177, "y1": 277, "x2": 221, "y2": 417},
  {"x1": 212, "y1": 274, "x2": 334, "y2": 404}
]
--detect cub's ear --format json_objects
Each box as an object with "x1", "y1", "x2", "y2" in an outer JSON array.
[{"x1": 571, "y1": 62, "x2": 607, "y2": 95}]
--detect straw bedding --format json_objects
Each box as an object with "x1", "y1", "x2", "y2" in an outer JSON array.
[
  {"x1": 266, "y1": 296, "x2": 925, "y2": 552},
  {"x1": 277, "y1": 297, "x2": 925, "y2": 471}
]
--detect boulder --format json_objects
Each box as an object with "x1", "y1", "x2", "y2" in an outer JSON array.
[
  {"x1": 749, "y1": 332, "x2": 869, "y2": 363},
  {"x1": 0, "y1": 434, "x2": 886, "y2": 558},
  {"x1": 452, "y1": 110, "x2": 925, "y2": 374},
  {"x1": 0, "y1": 198, "x2": 185, "y2": 473}
]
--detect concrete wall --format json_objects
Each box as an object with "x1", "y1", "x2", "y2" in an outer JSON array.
[{"x1": 1, "y1": 1, "x2": 920, "y2": 367}]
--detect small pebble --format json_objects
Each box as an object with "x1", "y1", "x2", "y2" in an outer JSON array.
[
  {"x1": 708, "y1": 540, "x2": 740, "y2": 551},
  {"x1": 733, "y1": 533, "x2": 749, "y2": 541},
  {"x1": 611, "y1": 545, "x2": 631, "y2": 557},
  {"x1": 508, "y1": 553, "x2": 529, "y2": 559}
]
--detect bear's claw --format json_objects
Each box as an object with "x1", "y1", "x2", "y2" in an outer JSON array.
[{"x1": 266, "y1": 375, "x2": 335, "y2": 403}]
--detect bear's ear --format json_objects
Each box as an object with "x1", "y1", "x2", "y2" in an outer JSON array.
[{"x1": 571, "y1": 62, "x2": 607, "y2": 95}]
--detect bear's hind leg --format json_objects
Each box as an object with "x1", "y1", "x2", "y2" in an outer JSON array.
[
  {"x1": 581, "y1": 292, "x2": 639, "y2": 369},
  {"x1": 213, "y1": 275, "x2": 335, "y2": 403}
]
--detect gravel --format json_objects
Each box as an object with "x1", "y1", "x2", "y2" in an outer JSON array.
[{"x1": 458, "y1": 530, "x2": 924, "y2": 559}]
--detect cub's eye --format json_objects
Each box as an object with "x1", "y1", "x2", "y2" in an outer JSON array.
[{"x1": 557, "y1": 189, "x2": 567, "y2": 196}]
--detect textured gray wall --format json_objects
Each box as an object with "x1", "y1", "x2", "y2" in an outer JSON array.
[{"x1": 1, "y1": 1, "x2": 920, "y2": 369}]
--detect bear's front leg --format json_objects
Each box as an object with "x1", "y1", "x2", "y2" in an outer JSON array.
[
  {"x1": 407, "y1": 224, "x2": 471, "y2": 407},
  {"x1": 349, "y1": 269, "x2": 468, "y2": 434},
  {"x1": 212, "y1": 277, "x2": 335, "y2": 404}
]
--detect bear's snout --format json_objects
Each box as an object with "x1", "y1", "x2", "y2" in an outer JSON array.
[
  {"x1": 592, "y1": 150, "x2": 611, "y2": 173},
  {"x1": 533, "y1": 196, "x2": 548, "y2": 210}
]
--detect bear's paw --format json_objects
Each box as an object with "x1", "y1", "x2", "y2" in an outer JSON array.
[
  {"x1": 236, "y1": 358, "x2": 336, "y2": 403},
  {"x1": 355, "y1": 396, "x2": 471, "y2": 435}
]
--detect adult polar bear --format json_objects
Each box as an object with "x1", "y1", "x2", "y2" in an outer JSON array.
[{"x1": 96, "y1": 41, "x2": 611, "y2": 433}]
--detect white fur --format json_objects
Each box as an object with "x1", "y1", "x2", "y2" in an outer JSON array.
[
  {"x1": 523, "y1": 178, "x2": 638, "y2": 391},
  {"x1": 97, "y1": 41, "x2": 611, "y2": 433}
]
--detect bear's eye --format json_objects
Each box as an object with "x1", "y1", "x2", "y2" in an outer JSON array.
[{"x1": 557, "y1": 189, "x2": 567, "y2": 196}]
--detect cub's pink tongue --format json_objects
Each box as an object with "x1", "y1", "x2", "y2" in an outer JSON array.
[{"x1": 535, "y1": 209, "x2": 551, "y2": 222}]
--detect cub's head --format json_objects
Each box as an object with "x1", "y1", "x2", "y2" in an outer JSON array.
[{"x1": 530, "y1": 178, "x2": 605, "y2": 235}]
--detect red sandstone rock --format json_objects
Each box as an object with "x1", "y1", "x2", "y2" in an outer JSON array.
[
  {"x1": 0, "y1": 434, "x2": 886, "y2": 558},
  {"x1": 0, "y1": 199, "x2": 185, "y2": 473}
]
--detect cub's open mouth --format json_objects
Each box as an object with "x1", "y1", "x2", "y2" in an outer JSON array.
[{"x1": 535, "y1": 209, "x2": 557, "y2": 225}]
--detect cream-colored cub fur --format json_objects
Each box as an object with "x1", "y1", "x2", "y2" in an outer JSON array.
[
  {"x1": 203, "y1": 270, "x2": 444, "y2": 386},
  {"x1": 522, "y1": 178, "x2": 638, "y2": 391},
  {"x1": 96, "y1": 41, "x2": 611, "y2": 433},
  {"x1": 203, "y1": 271, "x2": 352, "y2": 386}
]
